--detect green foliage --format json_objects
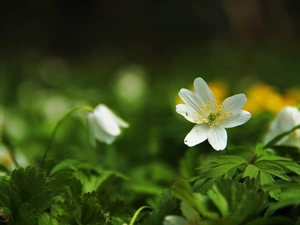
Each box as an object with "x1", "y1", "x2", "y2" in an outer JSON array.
[{"x1": 0, "y1": 166, "x2": 51, "y2": 224}]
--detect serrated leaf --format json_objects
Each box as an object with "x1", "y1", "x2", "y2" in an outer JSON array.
[
  {"x1": 11, "y1": 167, "x2": 51, "y2": 214},
  {"x1": 15, "y1": 203, "x2": 38, "y2": 225},
  {"x1": 277, "y1": 161, "x2": 300, "y2": 175},
  {"x1": 243, "y1": 164, "x2": 259, "y2": 179},
  {"x1": 259, "y1": 171, "x2": 275, "y2": 186},
  {"x1": 201, "y1": 163, "x2": 242, "y2": 179},
  {"x1": 255, "y1": 161, "x2": 291, "y2": 181},
  {"x1": 200, "y1": 155, "x2": 247, "y2": 180},
  {"x1": 215, "y1": 179, "x2": 267, "y2": 224}
]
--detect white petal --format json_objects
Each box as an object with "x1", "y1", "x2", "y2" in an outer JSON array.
[
  {"x1": 178, "y1": 89, "x2": 204, "y2": 111},
  {"x1": 207, "y1": 126, "x2": 227, "y2": 150},
  {"x1": 222, "y1": 110, "x2": 251, "y2": 128},
  {"x1": 265, "y1": 106, "x2": 300, "y2": 144},
  {"x1": 176, "y1": 104, "x2": 199, "y2": 123},
  {"x1": 93, "y1": 104, "x2": 122, "y2": 136},
  {"x1": 193, "y1": 77, "x2": 215, "y2": 102},
  {"x1": 222, "y1": 94, "x2": 247, "y2": 114},
  {"x1": 164, "y1": 216, "x2": 187, "y2": 225},
  {"x1": 184, "y1": 124, "x2": 209, "y2": 147},
  {"x1": 87, "y1": 114, "x2": 115, "y2": 145},
  {"x1": 272, "y1": 106, "x2": 300, "y2": 132}
]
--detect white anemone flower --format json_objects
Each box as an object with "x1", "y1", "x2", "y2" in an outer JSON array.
[
  {"x1": 176, "y1": 77, "x2": 251, "y2": 150},
  {"x1": 264, "y1": 106, "x2": 300, "y2": 147},
  {"x1": 87, "y1": 104, "x2": 129, "y2": 145}
]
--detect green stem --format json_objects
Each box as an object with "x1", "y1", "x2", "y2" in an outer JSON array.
[
  {"x1": 41, "y1": 105, "x2": 94, "y2": 170},
  {"x1": 225, "y1": 147, "x2": 230, "y2": 155},
  {"x1": 129, "y1": 206, "x2": 152, "y2": 225}
]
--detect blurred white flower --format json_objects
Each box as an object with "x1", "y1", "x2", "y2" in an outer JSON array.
[
  {"x1": 264, "y1": 106, "x2": 300, "y2": 147},
  {"x1": 164, "y1": 201, "x2": 201, "y2": 225},
  {"x1": 87, "y1": 104, "x2": 129, "y2": 145},
  {"x1": 164, "y1": 215, "x2": 188, "y2": 225},
  {"x1": 176, "y1": 77, "x2": 251, "y2": 150}
]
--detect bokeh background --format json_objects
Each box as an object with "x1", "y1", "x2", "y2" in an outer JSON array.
[{"x1": 1, "y1": 0, "x2": 300, "y2": 204}]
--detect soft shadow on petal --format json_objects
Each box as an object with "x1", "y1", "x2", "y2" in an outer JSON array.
[
  {"x1": 193, "y1": 77, "x2": 215, "y2": 102},
  {"x1": 207, "y1": 126, "x2": 227, "y2": 150},
  {"x1": 222, "y1": 94, "x2": 247, "y2": 113},
  {"x1": 87, "y1": 113, "x2": 115, "y2": 145},
  {"x1": 93, "y1": 105, "x2": 122, "y2": 136},
  {"x1": 222, "y1": 110, "x2": 251, "y2": 128},
  {"x1": 178, "y1": 89, "x2": 204, "y2": 111},
  {"x1": 265, "y1": 106, "x2": 300, "y2": 144},
  {"x1": 176, "y1": 104, "x2": 199, "y2": 123},
  {"x1": 184, "y1": 124, "x2": 209, "y2": 147}
]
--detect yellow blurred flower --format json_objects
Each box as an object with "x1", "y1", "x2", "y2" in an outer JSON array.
[
  {"x1": 244, "y1": 83, "x2": 300, "y2": 115},
  {"x1": 283, "y1": 88, "x2": 300, "y2": 107},
  {"x1": 0, "y1": 145, "x2": 16, "y2": 171}
]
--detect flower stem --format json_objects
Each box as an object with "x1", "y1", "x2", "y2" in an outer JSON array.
[
  {"x1": 249, "y1": 152, "x2": 257, "y2": 164},
  {"x1": 41, "y1": 105, "x2": 94, "y2": 170},
  {"x1": 129, "y1": 206, "x2": 152, "y2": 225},
  {"x1": 225, "y1": 147, "x2": 230, "y2": 155}
]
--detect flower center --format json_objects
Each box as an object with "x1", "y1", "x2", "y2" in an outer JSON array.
[{"x1": 194, "y1": 100, "x2": 231, "y2": 127}]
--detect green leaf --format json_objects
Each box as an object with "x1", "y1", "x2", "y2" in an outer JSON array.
[
  {"x1": 255, "y1": 161, "x2": 291, "y2": 181},
  {"x1": 171, "y1": 179, "x2": 219, "y2": 219},
  {"x1": 15, "y1": 203, "x2": 38, "y2": 225},
  {"x1": 200, "y1": 155, "x2": 247, "y2": 180},
  {"x1": 47, "y1": 171, "x2": 82, "y2": 201},
  {"x1": 243, "y1": 164, "x2": 259, "y2": 179},
  {"x1": 259, "y1": 171, "x2": 280, "y2": 200},
  {"x1": 180, "y1": 201, "x2": 200, "y2": 221},
  {"x1": 277, "y1": 161, "x2": 300, "y2": 175},
  {"x1": 38, "y1": 213, "x2": 60, "y2": 225},
  {"x1": 259, "y1": 171, "x2": 275, "y2": 186},
  {"x1": 143, "y1": 190, "x2": 179, "y2": 225},
  {"x1": 201, "y1": 163, "x2": 242, "y2": 179},
  {"x1": 214, "y1": 179, "x2": 267, "y2": 224},
  {"x1": 206, "y1": 185, "x2": 229, "y2": 217},
  {"x1": 11, "y1": 167, "x2": 51, "y2": 214},
  {"x1": 265, "y1": 185, "x2": 300, "y2": 216}
]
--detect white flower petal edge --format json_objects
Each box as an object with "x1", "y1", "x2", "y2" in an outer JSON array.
[
  {"x1": 88, "y1": 104, "x2": 128, "y2": 146},
  {"x1": 207, "y1": 126, "x2": 227, "y2": 150},
  {"x1": 193, "y1": 77, "x2": 215, "y2": 102},
  {"x1": 222, "y1": 110, "x2": 251, "y2": 128},
  {"x1": 184, "y1": 124, "x2": 210, "y2": 147},
  {"x1": 264, "y1": 106, "x2": 300, "y2": 146},
  {"x1": 87, "y1": 113, "x2": 116, "y2": 145},
  {"x1": 222, "y1": 94, "x2": 247, "y2": 113},
  {"x1": 178, "y1": 88, "x2": 204, "y2": 111},
  {"x1": 176, "y1": 104, "x2": 198, "y2": 123},
  {"x1": 163, "y1": 215, "x2": 187, "y2": 225}
]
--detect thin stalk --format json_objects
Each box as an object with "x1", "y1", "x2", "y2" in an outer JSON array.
[
  {"x1": 129, "y1": 206, "x2": 152, "y2": 225},
  {"x1": 41, "y1": 105, "x2": 94, "y2": 170}
]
